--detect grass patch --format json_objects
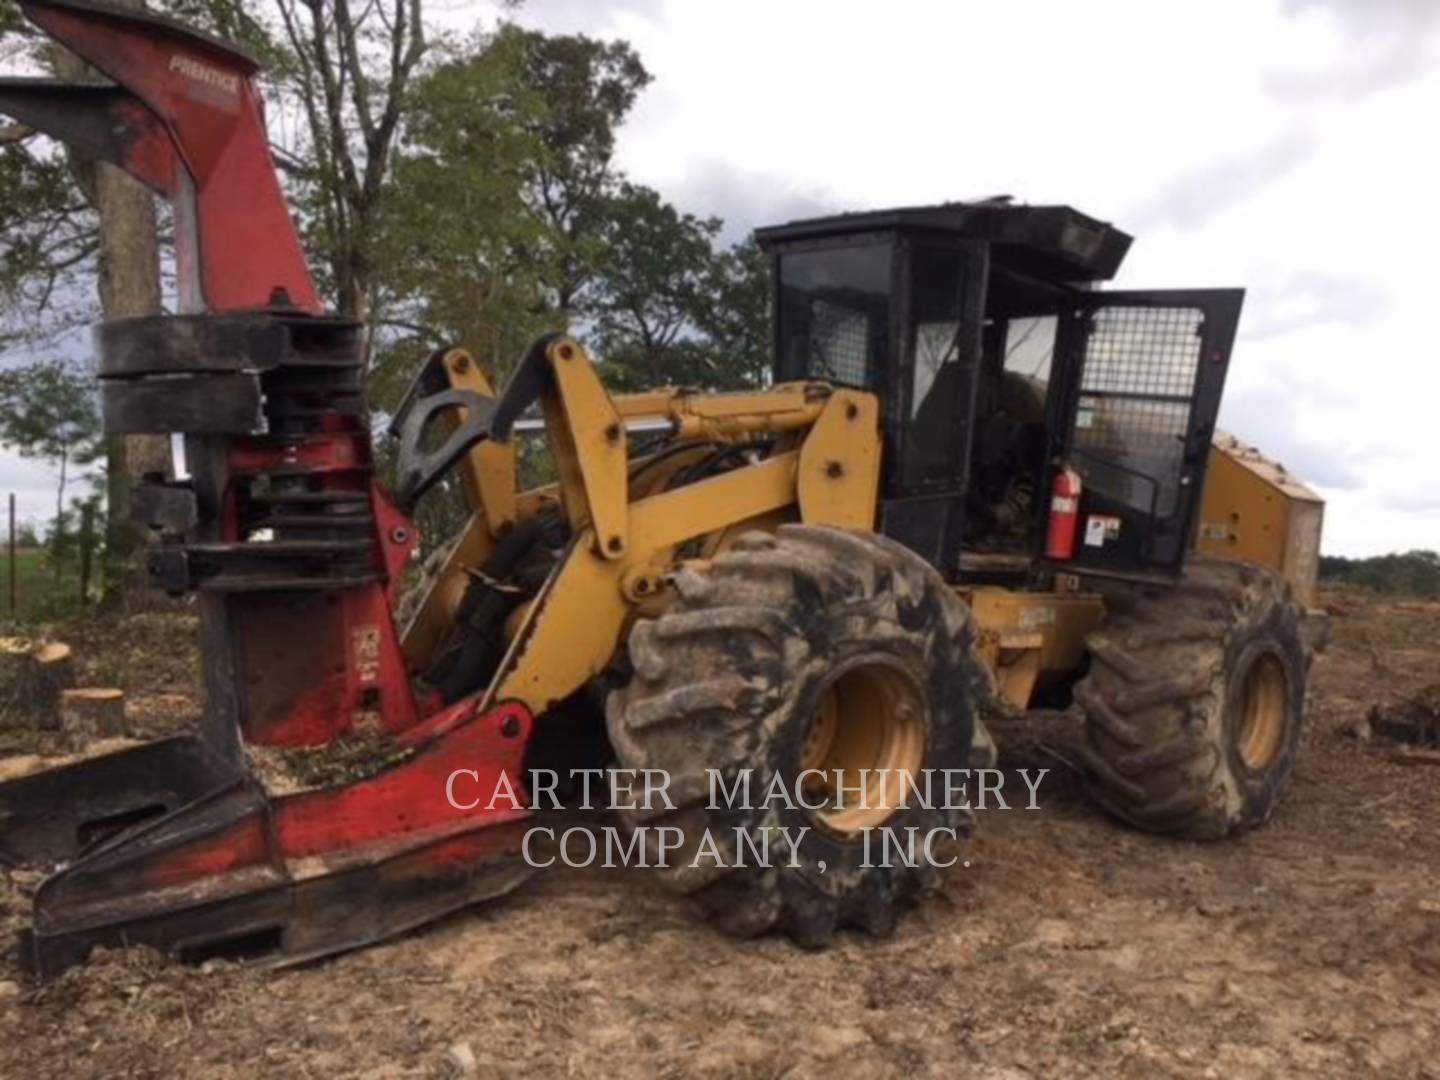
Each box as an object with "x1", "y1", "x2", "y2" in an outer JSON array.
[{"x1": 0, "y1": 546, "x2": 99, "y2": 626}]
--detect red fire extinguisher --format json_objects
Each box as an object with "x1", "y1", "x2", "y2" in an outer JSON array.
[{"x1": 1046, "y1": 466, "x2": 1082, "y2": 560}]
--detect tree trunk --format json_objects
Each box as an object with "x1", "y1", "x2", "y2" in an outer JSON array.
[
  {"x1": 60, "y1": 687, "x2": 127, "y2": 741},
  {"x1": 95, "y1": 157, "x2": 165, "y2": 605},
  {"x1": 49, "y1": 3, "x2": 165, "y2": 606},
  {"x1": 0, "y1": 639, "x2": 75, "y2": 731},
  {"x1": 53, "y1": 445, "x2": 67, "y2": 582},
  {"x1": 55, "y1": 443, "x2": 67, "y2": 522}
]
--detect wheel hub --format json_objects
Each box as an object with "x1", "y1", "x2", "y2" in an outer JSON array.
[
  {"x1": 1237, "y1": 652, "x2": 1288, "y2": 771},
  {"x1": 800, "y1": 657, "x2": 927, "y2": 834}
]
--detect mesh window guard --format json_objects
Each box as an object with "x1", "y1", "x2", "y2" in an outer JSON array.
[
  {"x1": 1073, "y1": 306, "x2": 1204, "y2": 518},
  {"x1": 807, "y1": 298, "x2": 873, "y2": 385}
]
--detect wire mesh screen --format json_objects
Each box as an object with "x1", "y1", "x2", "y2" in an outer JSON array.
[
  {"x1": 1072, "y1": 306, "x2": 1204, "y2": 518},
  {"x1": 807, "y1": 299, "x2": 873, "y2": 385}
]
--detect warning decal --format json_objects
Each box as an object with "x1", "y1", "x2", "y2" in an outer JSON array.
[{"x1": 1083, "y1": 515, "x2": 1122, "y2": 547}]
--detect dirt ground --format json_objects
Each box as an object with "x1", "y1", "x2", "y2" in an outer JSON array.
[{"x1": 2, "y1": 587, "x2": 1439, "y2": 1079}]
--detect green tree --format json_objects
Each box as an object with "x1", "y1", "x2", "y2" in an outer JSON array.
[
  {"x1": 2, "y1": 0, "x2": 777, "y2": 572},
  {"x1": 1320, "y1": 550, "x2": 1440, "y2": 597},
  {"x1": 369, "y1": 30, "x2": 552, "y2": 403},
  {"x1": 494, "y1": 25, "x2": 650, "y2": 319},
  {"x1": 587, "y1": 182, "x2": 723, "y2": 389},
  {"x1": 697, "y1": 236, "x2": 772, "y2": 389},
  {"x1": 587, "y1": 190, "x2": 771, "y2": 393},
  {"x1": 0, "y1": 361, "x2": 103, "y2": 527},
  {"x1": 269, "y1": 0, "x2": 432, "y2": 321},
  {"x1": 368, "y1": 24, "x2": 653, "y2": 399},
  {"x1": 0, "y1": 135, "x2": 96, "y2": 332}
]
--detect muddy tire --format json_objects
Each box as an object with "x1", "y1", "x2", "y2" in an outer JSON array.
[
  {"x1": 606, "y1": 525, "x2": 996, "y2": 946},
  {"x1": 1075, "y1": 557, "x2": 1306, "y2": 840}
]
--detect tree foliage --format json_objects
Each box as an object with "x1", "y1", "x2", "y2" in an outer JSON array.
[
  {"x1": 270, "y1": 0, "x2": 429, "y2": 321},
  {"x1": 368, "y1": 28, "x2": 552, "y2": 403},
  {"x1": 701, "y1": 239, "x2": 773, "y2": 388},
  {"x1": 498, "y1": 25, "x2": 650, "y2": 317},
  {"x1": 0, "y1": 139, "x2": 96, "y2": 332},
  {"x1": 0, "y1": 360, "x2": 102, "y2": 520},
  {"x1": 1319, "y1": 551, "x2": 1440, "y2": 598},
  {"x1": 587, "y1": 182, "x2": 722, "y2": 390},
  {"x1": 368, "y1": 24, "x2": 655, "y2": 398},
  {"x1": 367, "y1": 22, "x2": 768, "y2": 405}
]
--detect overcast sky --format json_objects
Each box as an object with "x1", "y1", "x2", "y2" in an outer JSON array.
[{"x1": 4, "y1": 0, "x2": 1436, "y2": 556}]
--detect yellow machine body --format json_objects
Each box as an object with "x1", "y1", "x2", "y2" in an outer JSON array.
[
  {"x1": 402, "y1": 342, "x2": 1324, "y2": 719},
  {"x1": 403, "y1": 340, "x2": 881, "y2": 718},
  {"x1": 1195, "y1": 433, "x2": 1325, "y2": 606}
]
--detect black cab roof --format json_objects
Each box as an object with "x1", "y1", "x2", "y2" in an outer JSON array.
[{"x1": 753, "y1": 201, "x2": 1133, "y2": 283}]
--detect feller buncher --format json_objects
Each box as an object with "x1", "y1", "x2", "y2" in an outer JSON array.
[{"x1": 0, "y1": 0, "x2": 1325, "y2": 975}]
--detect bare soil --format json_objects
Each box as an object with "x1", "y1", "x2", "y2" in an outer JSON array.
[{"x1": 2, "y1": 587, "x2": 1438, "y2": 1078}]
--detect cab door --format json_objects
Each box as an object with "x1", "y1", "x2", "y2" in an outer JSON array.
[
  {"x1": 1051, "y1": 289, "x2": 1244, "y2": 575},
  {"x1": 880, "y1": 237, "x2": 988, "y2": 569}
]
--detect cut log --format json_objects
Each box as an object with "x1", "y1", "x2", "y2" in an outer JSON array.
[
  {"x1": 35, "y1": 642, "x2": 74, "y2": 691},
  {"x1": 0, "y1": 638, "x2": 75, "y2": 730},
  {"x1": 60, "y1": 687, "x2": 127, "y2": 740}
]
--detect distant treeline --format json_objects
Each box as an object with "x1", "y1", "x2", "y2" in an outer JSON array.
[{"x1": 1319, "y1": 550, "x2": 1440, "y2": 597}]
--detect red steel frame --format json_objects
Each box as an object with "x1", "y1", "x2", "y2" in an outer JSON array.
[{"x1": 0, "y1": 0, "x2": 538, "y2": 974}]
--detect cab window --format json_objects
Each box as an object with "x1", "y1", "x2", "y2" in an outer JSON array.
[{"x1": 775, "y1": 241, "x2": 892, "y2": 388}]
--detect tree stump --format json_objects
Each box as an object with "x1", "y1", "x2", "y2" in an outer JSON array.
[
  {"x1": 60, "y1": 688, "x2": 127, "y2": 740},
  {"x1": 0, "y1": 638, "x2": 75, "y2": 730}
]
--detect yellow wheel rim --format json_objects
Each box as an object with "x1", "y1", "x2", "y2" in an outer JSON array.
[
  {"x1": 1237, "y1": 653, "x2": 1288, "y2": 771},
  {"x1": 799, "y1": 658, "x2": 927, "y2": 834}
]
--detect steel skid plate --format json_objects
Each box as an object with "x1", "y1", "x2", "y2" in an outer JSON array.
[
  {"x1": 0, "y1": 735, "x2": 237, "y2": 867},
  {"x1": 4, "y1": 700, "x2": 535, "y2": 978}
]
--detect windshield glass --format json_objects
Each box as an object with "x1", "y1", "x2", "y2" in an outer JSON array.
[{"x1": 775, "y1": 241, "x2": 892, "y2": 388}]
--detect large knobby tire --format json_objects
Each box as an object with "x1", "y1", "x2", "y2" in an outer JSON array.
[
  {"x1": 606, "y1": 525, "x2": 996, "y2": 947},
  {"x1": 1075, "y1": 557, "x2": 1307, "y2": 840}
]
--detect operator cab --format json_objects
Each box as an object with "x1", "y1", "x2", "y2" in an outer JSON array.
[{"x1": 755, "y1": 201, "x2": 1244, "y2": 580}]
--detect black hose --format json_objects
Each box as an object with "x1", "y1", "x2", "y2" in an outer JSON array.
[{"x1": 425, "y1": 515, "x2": 547, "y2": 702}]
